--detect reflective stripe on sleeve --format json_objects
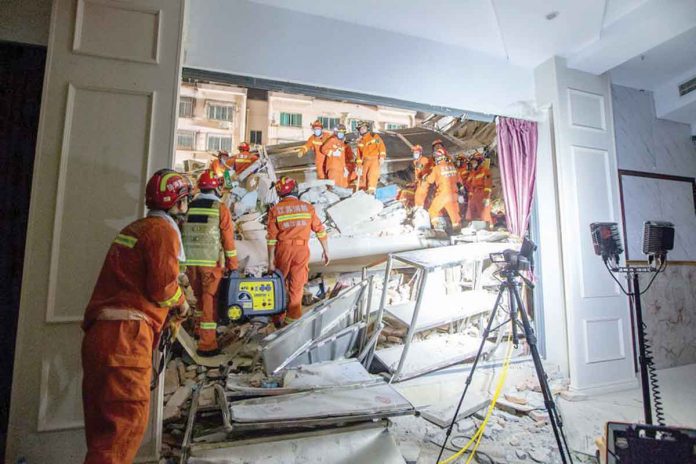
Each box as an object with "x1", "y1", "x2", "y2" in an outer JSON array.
[
  {"x1": 277, "y1": 213, "x2": 312, "y2": 223},
  {"x1": 184, "y1": 259, "x2": 218, "y2": 267},
  {"x1": 199, "y1": 322, "x2": 217, "y2": 330},
  {"x1": 158, "y1": 286, "x2": 182, "y2": 307},
  {"x1": 316, "y1": 231, "x2": 327, "y2": 238},
  {"x1": 225, "y1": 250, "x2": 237, "y2": 257},
  {"x1": 187, "y1": 207, "x2": 220, "y2": 217},
  {"x1": 267, "y1": 239, "x2": 278, "y2": 246},
  {"x1": 114, "y1": 233, "x2": 138, "y2": 248}
]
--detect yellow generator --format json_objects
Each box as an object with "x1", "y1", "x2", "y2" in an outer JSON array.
[{"x1": 218, "y1": 270, "x2": 287, "y2": 323}]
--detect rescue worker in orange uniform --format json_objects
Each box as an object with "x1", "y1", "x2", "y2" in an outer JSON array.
[
  {"x1": 415, "y1": 149, "x2": 463, "y2": 232},
  {"x1": 267, "y1": 177, "x2": 330, "y2": 323},
  {"x1": 228, "y1": 141, "x2": 259, "y2": 175},
  {"x1": 182, "y1": 170, "x2": 238, "y2": 356},
  {"x1": 455, "y1": 153, "x2": 470, "y2": 218},
  {"x1": 320, "y1": 124, "x2": 352, "y2": 188},
  {"x1": 356, "y1": 120, "x2": 387, "y2": 193},
  {"x1": 298, "y1": 120, "x2": 332, "y2": 179},
  {"x1": 465, "y1": 154, "x2": 493, "y2": 223},
  {"x1": 81, "y1": 169, "x2": 191, "y2": 463},
  {"x1": 397, "y1": 145, "x2": 430, "y2": 208},
  {"x1": 412, "y1": 144, "x2": 433, "y2": 182},
  {"x1": 210, "y1": 150, "x2": 231, "y2": 179}
]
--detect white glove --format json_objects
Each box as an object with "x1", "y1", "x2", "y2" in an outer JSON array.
[
  {"x1": 343, "y1": 167, "x2": 349, "y2": 177},
  {"x1": 458, "y1": 195, "x2": 466, "y2": 205},
  {"x1": 333, "y1": 149, "x2": 342, "y2": 157}
]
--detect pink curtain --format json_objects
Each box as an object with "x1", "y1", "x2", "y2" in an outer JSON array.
[{"x1": 496, "y1": 117, "x2": 538, "y2": 237}]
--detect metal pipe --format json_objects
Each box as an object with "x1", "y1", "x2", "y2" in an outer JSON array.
[
  {"x1": 358, "y1": 274, "x2": 376, "y2": 353},
  {"x1": 179, "y1": 384, "x2": 201, "y2": 464},
  {"x1": 374, "y1": 255, "x2": 394, "y2": 344},
  {"x1": 391, "y1": 268, "x2": 429, "y2": 383}
]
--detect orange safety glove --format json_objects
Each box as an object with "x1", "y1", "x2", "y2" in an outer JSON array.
[{"x1": 225, "y1": 257, "x2": 237, "y2": 272}]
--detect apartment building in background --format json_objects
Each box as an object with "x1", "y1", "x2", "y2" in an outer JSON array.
[
  {"x1": 175, "y1": 82, "x2": 247, "y2": 168},
  {"x1": 175, "y1": 82, "x2": 421, "y2": 168}
]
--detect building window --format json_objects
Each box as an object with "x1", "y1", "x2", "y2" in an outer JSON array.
[
  {"x1": 250, "y1": 130, "x2": 262, "y2": 144},
  {"x1": 207, "y1": 134, "x2": 233, "y2": 152},
  {"x1": 385, "y1": 123, "x2": 406, "y2": 130},
  {"x1": 317, "y1": 116, "x2": 340, "y2": 130},
  {"x1": 176, "y1": 130, "x2": 195, "y2": 149},
  {"x1": 179, "y1": 97, "x2": 194, "y2": 118},
  {"x1": 206, "y1": 104, "x2": 234, "y2": 121},
  {"x1": 279, "y1": 112, "x2": 303, "y2": 127}
]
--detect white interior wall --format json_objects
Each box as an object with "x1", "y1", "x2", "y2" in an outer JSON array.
[
  {"x1": 184, "y1": 0, "x2": 535, "y2": 119},
  {"x1": 611, "y1": 84, "x2": 696, "y2": 369}
]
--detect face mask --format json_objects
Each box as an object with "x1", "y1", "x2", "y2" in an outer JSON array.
[
  {"x1": 413, "y1": 151, "x2": 421, "y2": 159},
  {"x1": 313, "y1": 129, "x2": 322, "y2": 137},
  {"x1": 337, "y1": 132, "x2": 345, "y2": 140}
]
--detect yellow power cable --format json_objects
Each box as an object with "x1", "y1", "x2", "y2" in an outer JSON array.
[{"x1": 438, "y1": 340, "x2": 515, "y2": 464}]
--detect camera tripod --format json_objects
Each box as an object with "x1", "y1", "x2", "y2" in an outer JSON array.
[{"x1": 436, "y1": 268, "x2": 574, "y2": 464}]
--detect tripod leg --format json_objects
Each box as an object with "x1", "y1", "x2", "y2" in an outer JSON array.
[
  {"x1": 511, "y1": 286, "x2": 573, "y2": 464},
  {"x1": 435, "y1": 285, "x2": 506, "y2": 463}
]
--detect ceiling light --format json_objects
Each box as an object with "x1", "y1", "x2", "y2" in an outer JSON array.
[{"x1": 545, "y1": 11, "x2": 559, "y2": 20}]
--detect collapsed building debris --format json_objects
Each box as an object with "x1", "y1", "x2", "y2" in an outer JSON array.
[{"x1": 159, "y1": 123, "x2": 569, "y2": 463}]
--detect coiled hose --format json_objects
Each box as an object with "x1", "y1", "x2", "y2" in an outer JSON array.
[{"x1": 640, "y1": 319, "x2": 665, "y2": 425}]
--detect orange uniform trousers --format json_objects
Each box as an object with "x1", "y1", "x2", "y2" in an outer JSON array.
[
  {"x1": 187, "y1": 266, "x2": 223, "y2": 352},
  {"x1": 325, "y1": 156, "x2": 348, "y2": 187},
  {"x1": 359, "y1": 158, "x2": 381, "y2": 193},
  {"x1": 429, "y1": 192, "x2": 462, "y2": 227},
  {"x1": 82, "y1": 319, "x2": 153, "y2": 464},
  {"x1": 274, "y1": 241, "x2": 310, "y2": 321},
  {"x1": 466, "y1": 189, "x2": 492, "y2": 222}
]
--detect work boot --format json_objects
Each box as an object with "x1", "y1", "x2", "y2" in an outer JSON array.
[{"x1": 196, "y1": 348, "x2": 221, "y2": 357}]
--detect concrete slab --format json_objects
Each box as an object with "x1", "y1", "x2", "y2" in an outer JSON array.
[
  {"x1": 229, "y1": 383, "x2": 414, "y2": 424},
  {"x1": 419, "y1": 390, "x2": 491, "y2": 428},
  {"x1": 189, "y1": 424, "x2": 406, "y2": 464},
  {"x1": 374, "y1": 334, "x2": 487, "y2": 381},
  {"x1": 326, "y1": 191, "x2": 383, "y2": 234}
]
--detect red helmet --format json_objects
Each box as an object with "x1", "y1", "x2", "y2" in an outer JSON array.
[
  {"x1": 432, "y1": 139, "x2": 444, "y2": 148},
  {"x1": 198, "y1": 170, "x2": 221, "y2": 190},
  {"x1": 238, "y1": 142, "x2": 250, "y2": 152},
  {"x1": 217, "y1": 150, "x2": 230, "y2": 159},
  {"x1": 145, "y1": 169, "x2": 190, "y2": 210},
  {"x1": 311, "y1": 120, "x2": 323, "y2": 130},
  {"x1": 411, "y1": 144, "x2": 423, "y2": 153},
  {"x1": 275, "y1": 176, "x2": 297, "y2": 197}
]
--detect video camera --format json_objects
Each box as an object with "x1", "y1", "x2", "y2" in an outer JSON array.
[{"x1": 489, "y1": 238, "x2": 537, "y2": 273}]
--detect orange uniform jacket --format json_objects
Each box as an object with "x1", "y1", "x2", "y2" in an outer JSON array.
[
  {"x1": 83, "y1": 216, "x2": 184, "y2": 333},
  {"x1": 209, "y1": 158, "x2": 228, "y2": 179},
  {"x1": 466, "y1": 166, "x2": 493, "y2": 222},
  {"x1": 357, "y1": 132, "x2": 387, "y2": 192},
  {"x1": 300, "y1": 132, "x2": 332, "y2": 179},
  {"x1": 266, "y1": 196, "x2": 327, "y2": 320},
  {"x1": 414, "y1": 155, "x2": 433, "y2": 182},
  {"x1": 228, "y1": 151, "x2": 259, "y2": 175},
  {"x1": 320, "y1": 135, "x2": 353, "y2": 188},
  {"x1": 416, "y1": 161, "x2": 462, "y2": 227},
  {"x1": 357, "y1": 132, "x2": 387, "y2": 163},
  {"x1": 82, "y1": 216, "x2": 184, "y2": 463}
]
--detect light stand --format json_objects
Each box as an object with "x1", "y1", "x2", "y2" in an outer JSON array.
[
  {"x1": 436, "y1": 253, "x2": 574, "y2": 464},
  {"x1": 590, "y1": 221, "x2": 673, "y2": 426}
]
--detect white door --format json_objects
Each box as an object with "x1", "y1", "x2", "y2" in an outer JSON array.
[
  {"x1": 536, "y1": 57, "x2": 636, "y2": 393},
  {"x1": 6, "y1": 0, "x2": 185, "y2": 462}
]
